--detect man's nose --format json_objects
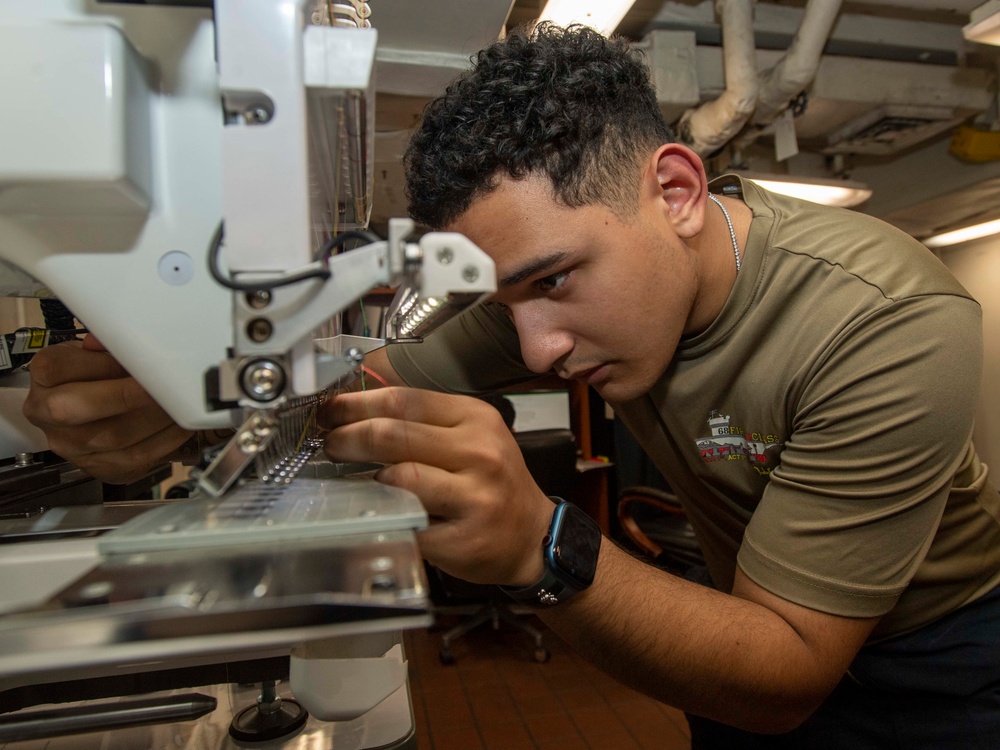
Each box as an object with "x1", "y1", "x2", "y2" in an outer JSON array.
[{"x1": 511, "y1": 307, "x2": 574, "y2": 374}]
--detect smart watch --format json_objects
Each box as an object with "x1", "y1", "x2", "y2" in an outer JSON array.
[{"x1": 502, "y1": 498, "x2": 603, "y2": 607}]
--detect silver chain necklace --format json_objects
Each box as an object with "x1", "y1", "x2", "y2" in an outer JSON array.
[{"x1": 708, "y1": 193, "x2": 741, "y2": 274}]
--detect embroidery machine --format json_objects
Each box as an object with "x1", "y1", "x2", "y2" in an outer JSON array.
[{"x1": 0, "y1": 1, "x2": 495, "y2": 745}]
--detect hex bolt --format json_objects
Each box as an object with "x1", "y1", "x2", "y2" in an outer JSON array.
[
  {"x1": 246, "y1": 290, "x2": 272, "y2": 310},
  {"x1": 248, "y1": 368, "x2": 277, "y2": 395},
  {"x1": 462, "y1": 265, "x2": 480, "y2": 283},
  {"x1": 247, "y1": 318, "x2": 273, "y2": 343},
  {"x1": 241, "y1": 360, "x2": 285, "y2": 403},
  {"x1": 436, "y1": 247, "x2": 454, "y2": 265},
  {"x1": 238, "y1": 430, "x2": 260, "y2": 454},
  {"x1": 251, "y1": 419, "x2": 275, "y2": 439}
]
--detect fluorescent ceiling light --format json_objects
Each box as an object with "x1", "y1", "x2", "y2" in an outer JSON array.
[
  {"x1": 964, "y1": 0, "x2": 1000, "y2": 45},
  {"x1": 742, "y1": 173, "x2": 873, "y2": 208},
  {"x1": 537, "y1": 0, "x2": 638, "y2": 36},
  {"x1": 923, "y1": 217, "x2": 1000, "y2": 248}
]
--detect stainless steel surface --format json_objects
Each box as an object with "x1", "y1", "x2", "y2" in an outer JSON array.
[
  {"x1": 0, "y1": 693, "x2": 218, "y2": 743},
  {"x1": 0, "y1": 537, "x2": 100, "y2": 618},
  {"x1": 0, "y1": 678, "x2": 418, "y2": 750},
  {"x1": 0, "y1": 501, "x2": 171, "y2": 542},
  {"x1": 0, "y1": 530, "x2": 430, "y2": 681}
]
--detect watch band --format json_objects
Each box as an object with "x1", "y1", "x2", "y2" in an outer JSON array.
[
  {"x1": 500, "y1": 498, "x2": 600, "y2": 608},
  {"x1": 502, "y1": 567, "x2": 576, "y2": 607}
]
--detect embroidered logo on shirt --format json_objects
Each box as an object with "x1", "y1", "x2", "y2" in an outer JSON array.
[{"x1": 696, "y1": 410, "x2": 784, "y2": 476}]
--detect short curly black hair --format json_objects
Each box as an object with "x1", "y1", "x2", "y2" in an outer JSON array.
[{"x1": 404, "y1": 23, "x2": 674, "y2": 229}]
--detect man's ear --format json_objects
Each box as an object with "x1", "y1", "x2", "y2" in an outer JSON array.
[{"x1": 644, "y1": 143, "x2": 709, "y2": 239}]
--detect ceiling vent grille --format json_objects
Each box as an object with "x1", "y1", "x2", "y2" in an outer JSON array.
[{"x1": 823, "y1": 105, "x2": 961, "y2": 155}]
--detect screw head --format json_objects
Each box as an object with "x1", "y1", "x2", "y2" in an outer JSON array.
[
  {"x1": 246, "y1": 106, "x2": 271, "y2": 124},
  {"x1": 247, "y1": 317, "x2": 273, "y2": 343},
  {"x1": 436, "y1": 247, "x2": 454, "y2": 265},
  {"x1": 240, "y1": 360, "x2": 285, "y2": 402},
  {"x1": 462, "y1": 265, "x2": 480, "y2": 283},
  {"x1": 246, "y1": 290, "x2": 272, "y2": 309},
  {"x1": 249, "y1": 367, "x2": 277, "y2": 392}
]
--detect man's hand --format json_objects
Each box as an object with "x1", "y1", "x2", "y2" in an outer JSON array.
[
  {"x1": 22, "y1": 335, "x2": 191, "y2": 484},
  {"x1": 319, "y1": 387, "x2": 553, "y2": 586}
]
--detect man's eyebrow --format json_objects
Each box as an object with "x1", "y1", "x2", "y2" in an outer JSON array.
[{"x1": 499, "y1": 251, "x2": 570, "y2": 288}]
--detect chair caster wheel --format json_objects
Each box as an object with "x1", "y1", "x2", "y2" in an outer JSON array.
[
  {"x1": 439, "y1": 648, "x2": 456, "y2": 666},
  {"x1": 534, "y1": 647, "x2": 551, "y2": 663}
]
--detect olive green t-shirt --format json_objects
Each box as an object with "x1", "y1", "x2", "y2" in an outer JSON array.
[{"x1": 388, "y1": 176, "x2": 1000, "y2": 640}]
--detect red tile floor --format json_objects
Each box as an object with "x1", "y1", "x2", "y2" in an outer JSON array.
[{"x1": 403, "y1": 614, "x2": 691, "y2": 750}]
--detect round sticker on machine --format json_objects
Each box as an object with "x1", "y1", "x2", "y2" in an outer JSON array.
[{"x1": 158, "y1": 251, "x2": 195, "y2": 286}]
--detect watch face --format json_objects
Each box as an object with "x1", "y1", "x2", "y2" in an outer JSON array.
[{"x1": 550, "y1": 504, "x2": 601, "y2": 586}]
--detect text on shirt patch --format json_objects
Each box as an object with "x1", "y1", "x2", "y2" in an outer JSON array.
[{"x1": 695, "y1": 410, "x2": 784, "y2": 476}]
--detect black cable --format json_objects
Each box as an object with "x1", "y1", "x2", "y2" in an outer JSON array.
[
  {"x1": 315, "y1": 229, "x2": 381, "y2": 261},
  {"x1": 207, "y1": 222, "x2": 326, "y2": 292},
  {"x1": 208, "y1": 222, "x2": 383, "y2": 292}
]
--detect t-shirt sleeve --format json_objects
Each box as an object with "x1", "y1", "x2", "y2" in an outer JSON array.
[
  {"x1": 737, "y1": 293, "x2": 984, "y2": 618},
  {"x1": 386, "y1": 302, "x2": 537, "y2": 394}
]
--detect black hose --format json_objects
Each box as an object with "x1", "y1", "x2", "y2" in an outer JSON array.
[
  {"x1": 40, "y1": 299, "x2": 75, "y2": 331},
  {"x1": 39, "y1": 298, "x2": 84, "y2": 346}
]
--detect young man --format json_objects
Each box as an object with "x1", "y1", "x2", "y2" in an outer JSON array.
[{"x1": 24, "y1": 23, "x2": 1000, "y2": 747}]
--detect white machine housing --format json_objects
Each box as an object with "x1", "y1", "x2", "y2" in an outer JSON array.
[{"x1": 0, "y1": 0, "x2": 495, "y2": 432}]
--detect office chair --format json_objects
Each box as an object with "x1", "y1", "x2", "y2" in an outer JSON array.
[
  {"x1": 432, "y1": 427, "x2": 578, "y2": 665},
  {"x1": 616, "y1": 486, "x2": 705, "y2": 577},
  {"x1": 612, "y1": 418, "x2": 707, "y2": 580}
]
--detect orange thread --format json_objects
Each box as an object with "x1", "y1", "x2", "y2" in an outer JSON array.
[{"x1": 361, "y1": 365, "x2": 390, "y2": 388}]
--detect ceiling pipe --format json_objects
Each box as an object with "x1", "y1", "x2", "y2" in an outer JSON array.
[
  {"x1": 751, "y1": 0, "x2": 843, "y2": 125},
  {"x1": 676, "y1": 0, "x2": 758, "y2": 157}
]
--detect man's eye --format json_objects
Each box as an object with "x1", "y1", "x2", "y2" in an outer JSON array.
[{"x1": 537, "y1": 271, "x2": 570, "y2": 292}]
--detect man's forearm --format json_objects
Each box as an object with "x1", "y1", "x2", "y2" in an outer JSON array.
[{"x1": 538, "y1": 541, "x2": 859, "y2": 733}]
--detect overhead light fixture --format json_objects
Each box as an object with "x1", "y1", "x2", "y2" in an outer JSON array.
[
  {"x1": 537, "y1": 0, "x2": 638, "y2": 36},
  {"x1": 739, "y1": 173, "x2": 873, "y2": 208},
  {"x1": 922, "y1": 217, "x2": 1000, "y2": 248},
  {"x1": 964, "y1": 0, "x2": 1000, "y2": 46}
]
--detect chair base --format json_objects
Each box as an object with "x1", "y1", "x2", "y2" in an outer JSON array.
[{"x1": 438, "y1": 601, "x2": 550, "y2": 665}]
